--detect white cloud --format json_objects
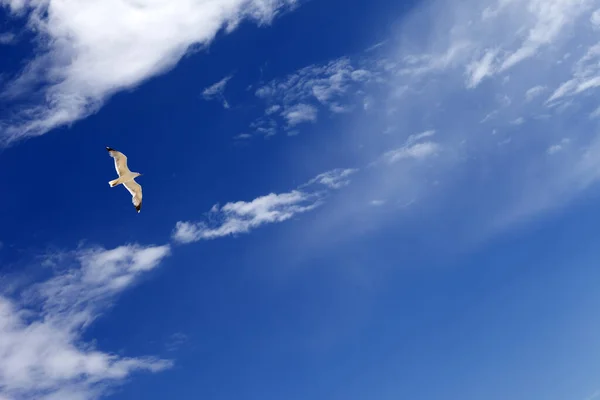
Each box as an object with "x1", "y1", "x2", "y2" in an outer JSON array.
[
  {"x1": 480, "y1": 110, "x2": 499, "y2": 123},
  {"x1": 499, "y1": 0, "x2": 592, "y2": 72},
  {"x1": 400, "y1": 42, "x2": 472, "y2": 76},
  {"x1": 202, "y1": 76, "x2": 232, "y2": 98},
  {"x1": 0, "y1": 243, "x2": 172, "y2": 400},
  {"x1": 592, "y1": 9, "x2": 600, "y2": 27},
  {"x1": 547, "y1": 144, "x2": 562, "y2": 154},
  {"x1": 0, "y1": 0, "x2": 298, "y2": 145},
  {"x1": 304, "y1": 168, "x2": 359, "y2": 189},
  {"x1": 265, "y1": 105, "x2": 281, "y2": 115},
  {"x1": 255, "y1": 58, "x2": 367, "y2": 106},
  {"x1": 382, "y1": 142, "x2": 441, "y2": 164},
  {"x1": 173, "y1": 190, "x2": 321, "y2": 243},
  {"x1": 465, "y1": 48, "x2": 499, "y2": 88},
  {"x1": 397, "y1": 0, "x2": 592, "y2": 87},
  {"x1": 377, "y1": 131, "x2": 441, "y2": 165},
  {"x1": 547, "y1": 42, "x2": 600, "y2": 103},
  {"x1": 250, "y1": 117, "x2": 277, "y2": 137},
  {"x1": 202, "y1": 75, "x2": 233, "y2": 109},
  {"x1": 547, "y1": 138, "x2": 570, "y2": 154},
  {"x1": 370, "y1": 199, "x2": 386, "y2": 206},
  {"x1": 173, "y1": 165, "x2": 364, "y2": 244},
  {"x1": 525, "y1": 85, "x2": 547, "y2": 101},
  {"x1": 0, "y1": 32, "x2": 15, "y2": 45},
  {"x1": 406, "y1": 129, "x2": 436, "y2": 146},
  {"x1": 329, "y1": 103, "x2": 351, "y2": 113},
  {"x1": 249, "y1": 57, "x2": 383, "y2": 136},
  {"x1": 281, "y1": 103, "x2": 318, "y2": 126}
]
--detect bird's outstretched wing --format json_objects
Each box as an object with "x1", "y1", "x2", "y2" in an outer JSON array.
[
  {"x1": 106, "y1": 147, "x2": 130, "y2": 177},
  {"x1": 123, "y1": 179, "x2": 143, "y2": 213}
]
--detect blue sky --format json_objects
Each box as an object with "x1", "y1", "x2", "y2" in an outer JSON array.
[{"x1": 2, "y1": 0, "x2": 600, "y2": 399}]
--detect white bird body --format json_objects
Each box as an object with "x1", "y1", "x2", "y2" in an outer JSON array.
[{"x1": 106, "y1": 147, "x2": 143, "y2": 213}]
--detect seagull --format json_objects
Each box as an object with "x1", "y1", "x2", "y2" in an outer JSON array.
[{"x1": 106, "y1": 147, "x2": 143, "y2": 213}]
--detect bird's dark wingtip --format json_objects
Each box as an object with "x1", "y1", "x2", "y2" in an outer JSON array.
[
  {"x1": 106, "y1": 146, "x2": 115, "y2": 152},
  {"x1": 136, "y1": 203, "x2": 142, "y2": 213}
]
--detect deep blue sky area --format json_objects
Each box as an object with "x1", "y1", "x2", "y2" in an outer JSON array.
[{"x1": 2, "y1": 0, "x2": 600, "y2": 399}]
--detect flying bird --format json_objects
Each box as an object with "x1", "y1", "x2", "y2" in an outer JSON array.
[{"x1": 106, "y1": 147, "x2": 143, "y2": 213}]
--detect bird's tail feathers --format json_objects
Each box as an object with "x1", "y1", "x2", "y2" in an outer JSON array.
[{"x1": 109, "y1": 178, "x2": 120, "y2": 187}]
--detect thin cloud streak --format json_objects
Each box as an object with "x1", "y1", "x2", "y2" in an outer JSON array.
[
  {"x1": 173, "y1": 190, "x2": 322, "y2": 243},
  {"x1": 172, "y1": 166, "x2": 366, "y2": 244}
]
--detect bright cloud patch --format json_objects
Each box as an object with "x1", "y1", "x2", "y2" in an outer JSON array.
[
  {"x1": 0, "y1": 243, "x2": 172, "y2": 400},
  {"x1": 281, "y1": 103, "x2": 318, "y2": 126},
  {"x1": 304, "y1": 168, "x2": 358, "y2": 189},
  {"x1": 0, "y1": 0, "x2": 298, "y2": 145},
  {"x1": 465, "y1": 48, "x2": 499, "y2": 88},
  {"x1": 382, "y1": 142, "x2": 440, "y2": 164},
  {"x1": 173, "y1": 190, "x2": 321, "y2": 243}
]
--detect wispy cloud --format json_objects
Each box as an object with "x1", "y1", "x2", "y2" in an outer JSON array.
[
  {"x1": 0, "y1": 32, "x2": 15, "y2": 45},
  {"x1": 547, "y1": 42, "x2": 600, "y2": 104},
  {"x1": 547, "y1": 138, "x2": 570, "y2": 155},
  {"x1": 173, "y1": 191, "x2": 321, "y2": 243},
  {"x1": 525, "y1": 85, "x2": 547, "y2": 102},
  {"x1": 0, "y1": 0, "x2": 298, "y2": 145},
  {"x1": 263, "y1": 0, "x2": 600, "y2": 247},
  {"x1": 499, "y1": 0, "x2": 591, "y2": 72},
  {"x1": 373, "y1": 128, "x2": 440, "y2": 166},
  {"x1": 165, "y1": 0, "x2": 600, "y2": 253},
  {"x1": 202, "y1": 75, "x2": 233, "y2": 109},
  {"x1": 265, "y1": 105, "x2": 282, "y2": 115},
  {"x1": 248, "y1": 57, "x2": 382, "y2": 136},
  {"x1": 399, "y1": 42, "x2": 471, "y2": 77},
  {"x1": 255, "y1": 58, "x2": 368, "y2": 106},
  {"x1": 0, "y1": 243, "x2": 172, "y2": 400},
  {"x1": 165, "y1": 333, "x2": 188, "y2": 352},
  {"x1": 173, "y1": 165, "x2": 365, "y2": 244},
  {"x1": 592, "y1": 9, "x2": 600, "y2": 27},
  {"x1": 585, "y1": 390, "x2": 600, "y2": 400},
  {"x1": 303, "y1": 168, "x2": 359, "y2": 189},
  {"x1": 406, "y1": 130, "x2": 436, "y2": 146},
  {"x1": 234, "y1": 133, "x2": 253, "y2": 140},
  {"x1": 281, "y1": 103, "x2": 318, "y2": 127},
  {"x1": 465, "y1": 48, "x2": 499, "y2": 88},
  {"x1": 382, "y1": 142, "x2": 441, "y2": 164}
]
